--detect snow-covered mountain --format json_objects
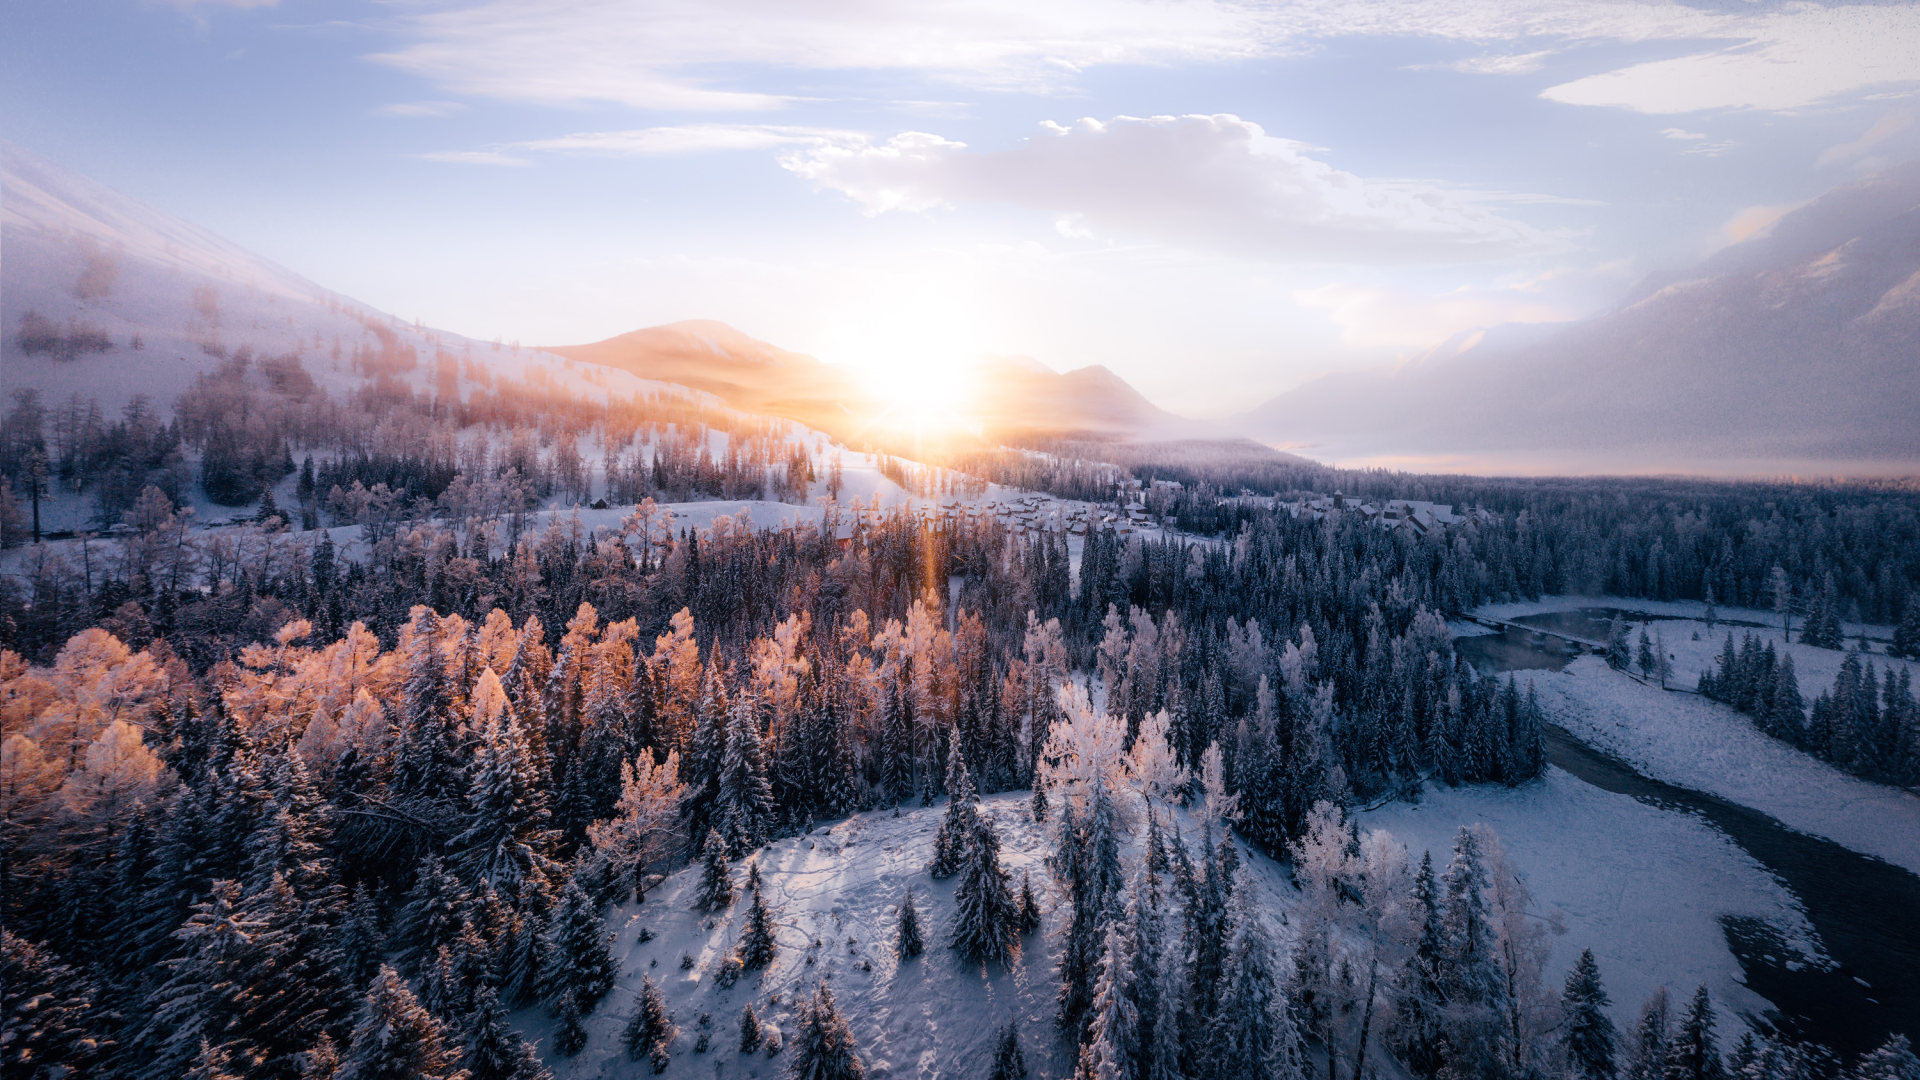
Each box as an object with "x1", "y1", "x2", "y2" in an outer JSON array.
[{"x1": 1243, "y1": 163, "x2": 1920, "y2": 476}]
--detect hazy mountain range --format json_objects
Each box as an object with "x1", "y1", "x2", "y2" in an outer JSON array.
[
  {"x1": 5, "y1": 143, "x2": 1917, "y2": 476},
  {"x1": 1240, "y1": 163, "x2": 1920, "y2": 476}
]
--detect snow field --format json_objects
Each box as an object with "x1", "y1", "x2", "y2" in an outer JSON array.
[{"x1": 1363, "y1": 769, "x2": 1820, "y2": 1038}]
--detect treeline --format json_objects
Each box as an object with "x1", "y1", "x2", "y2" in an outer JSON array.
[{"x1": 1700, "y1": 633, "x2": 1920, "y2": 786}]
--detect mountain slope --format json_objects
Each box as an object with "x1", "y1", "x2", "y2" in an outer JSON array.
[{"x1": 1244, "y1": 163, "x2": 1920, "y2": 475}]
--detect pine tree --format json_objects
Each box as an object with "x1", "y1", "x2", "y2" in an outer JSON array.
[
  {"x1": 1440, "y1": 826, "x2": 1509, "y2": 1075},
  {"x1": 697, "y1": 829, "x2": 734, "y2": 912},
  {"x1": 542, "y1": 877, "x2": 616, "y2": 1018},
  {"x1": 1850, "y1": 1034, "x2": 1920, "y2": 1080},
  {"x1": 621, "y1": 975, "x2": 675, "y2": 1072},
  {"x1": 739, "y1": 874, "x2": 779, "y2": 970},
  {"x1": 741, "y1": 1003, "x2": 764, "y2": 1052},
  {"x1": 551, "y1": 995, "x2": 588, "y2": 1058},
  {"x1": 715, "y1": 694, "x2": 773, "y2": 857},
  {"x1": 462, "y1": 984, "x2": 552, "y2": 1080},
  {"x1": 1607, "y1": 618, "x2": 1632, "y2": 671},
  {"x1": 1663, "y1": 985, "x2": 1723, "y2": 1080},
  {"x1": 1, "y1": 930, "x2": 106, "y2": 1077},
  {"x1": 897, "y1": 885, "x2": 925, "y2": 959},
  {"x1": 787, "y1": 983, "x2": 866, "y2": 1080},
  {"x1": 1893, "y1": 594, "x2": 1920, "y2": 660},
  {"x1": 929, "y1": 728, "x2": 979, "y2": 879},
  {"x1": 987, "y1": 1021, "x2": 1028, "y2": 1080},
  {"x1": 1084, "y1": 921, "x2": 1140, "y2": 1080},
  {"x1": 1016, "y1": 870, "x2": 1042, "y2": 935},
  {"x1": 1209, "y1": 872, "x2": 1300, "y2": 1080},
  {"x1": 1624, "y1": 988, "x2": 1670, "y2": 1080},
  {"x1": 1561, "y1": 948, "x2": 1617, "y2": 1080},
  {"x1": 950, "y1": 811, "x2": 1019, "y2": 966},
  {"x1": 336, "y1": 966, "x2": 466, "y2": 1080},
  {"x1": 452, "y1": 669, "x2": 556, "y2": 894}
]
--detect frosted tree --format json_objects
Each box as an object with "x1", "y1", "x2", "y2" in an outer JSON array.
[
  {"x1": 584, "y1": 749, "x2": 686, "y2": 902},
  {"x1": 1197, "y1": 741, "x2": 1238, "y2": 831},
  {"x1": 741, "y1": 1003, "x2": 764, "y2": 1052},
  {"x1": 541, "y1": 878, "x2": 616, "y2": 1019},
  {"x1": 787, "y1": 983, "x2": 866, "y2": 1080},
  {"x1": 1663, "y1": 985, "x2": 1722, "y2": 1080},
  {"x1": 336, "y1": 966, "x2": 466, "y2": 1080},
  {"x1": 1288, "y1": 799, "x2": 1353, "y2": 1058},
  {"x1": 738, "y1": 871, "x2": 778, "y2": 970},
  {"x1": 461, "y1": 983, "x2": 551, "y2": 1080},
  {"x1": 1084, "y1": 921, "x2": 1140, "y2": 1080},
  {"x1": 1850, "y1": 1035, "x2": 1920, "y2": 1080},
  {"x1": 949, "y1": 811, "x2": 1019, "y2": 965},
  {"x1": 929, "y1": 727, "x2": 978, "y2": 878},
  {"x1": 1485, "y1": 828, "x2": 1556, "y2": 1077},
  {"x1": 697, "y1": 829, "x2": 734, "y2": 911},
  {"x1": 715, "y1": 694, "x2": 773, "y2": 857},
  {"x1": 621, "y1": 975, "x2": 675, "y2": 1073},
  {"x1": 451, "y1": 668, "x2": 556, "y2": 894},
  {"x1": 1210, "y1": 870, "x2": 1302, "y2": 1080},
  {"x1": 1128, "y1": 707, "x2": 1189, "y2": 807},
  {"x1": 1559, "y1": 948, "x2": 1617, "y2": 1080},
  {"x1": 988, "y1": 1021, "x2": 1028, "y2": 1080},
  {"x1": 1440, "y1": 825, "x2": 1510, "y2": 1076},
  {"x1": 897, "y1": 884, "x2": 925, "y2": 959},
  {"x1": 1624, "y1": 988, "x2": 1670, "y2": 1080}
]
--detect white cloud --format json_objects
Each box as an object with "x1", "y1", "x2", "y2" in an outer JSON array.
[
  {"x1": 1543, "y1": 5, "x2": 1920, "y2": 114},
  {"x1": 517, "y1": 125, "x2": 861, "y2": 156},
  {"x1": 413, "y1": 149, "x2": 531, "y2": 167},
  {"x1": 780, "y1": 114, "x2": 1559, "y2": 262},
  {"x1": 381, "y1": 101, "x2": 467, "y2": 118},
  {"x1": 1294, "y1": 281, "x2": 1578, "y2": 350},
  {"x1": 1441, "y1": 51, "x2": 1554, "y2": 76},
  {"x1": 1818, "y1": 111, "x2": 1915, "y2": 167},
  {"x1": 1659, "y1": 127, "x2": 1733, "y2": 156}
]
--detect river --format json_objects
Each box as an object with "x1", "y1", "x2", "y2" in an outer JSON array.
[{"x1": 1457, "y1": 623, "x2": 1920, "y2": 1055}]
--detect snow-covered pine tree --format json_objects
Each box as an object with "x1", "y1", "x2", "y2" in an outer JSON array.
[
  {"x1": 621, "y1": 975, "x2": 675, "y2": 1072},
  {"x1": 1607, "y1": 618, "x2": 1632, "y2": 671},
  {"x1": 738, "y1": 875, "x2": 778, "y2": 970},
  {"x1": 1663, "y1": 985, "x2": 1723, "y2": 1080},
  {"x1": 336, "y1": 965, "x2": 467, "y2": 1080},
  {"x1": 1850, "y1": 1034, "x2": 1920, "y2": 1080},
  {"x1": 716, "y1": 693, "x2": 774, "y2": 857},
  {"x1": 1560, "y1": 948, "x2": 1617, "y2": 1080},
  {"x1": 541, "y1": 877, "x2": 616, "y2": 1018},
  {"x1": 897, "y1": 884, "x2": 925, "y2": 959},
  {"x1": 551, "y1": 994, "x2": 588, "y2": 1058},
  {"x1": 1208, "y1": 870, "x2": 1301, "y2": 1080},
  {"x1": 741, "y1": 1002, "x2": 763, "y2": 1052},
  {"x1": 1440, "y1": 826, "x2": 1510, "y2": 1075},
  {"x1": 1016, "y1": 870, "x2": 1042, "y2": 935},
  {"x1": 0, "y1": 930, "x2": 105, "y2": 1076},
  {"x1": 987, "y1": 1021, "x2": 1028, "y2": 1080},
  {"x1": 461, "y1": 983, "x2": 552, "y2": 1080},
  {"x1": 451, "y1": 668, "x2": 556, "y2": 895},
  {"x1": 1637, "y1": 626, "x2": 1657, "y2": 679},
  {"x1": 949, "y1": 810, "x2": 1019, "y2": 966},
  {"x1": 697, "y1": 829, "x2": 734, "y2": 911},
  {"x1": 1624, "y1": 987, "x2": 1670, "y2": 1080},
  {"x1": 787, "y1": 983, "x2": 866, "y2": 1080},
  {"x1": 928, "y1": 727, "x2": 978, "y2": 879},
  {"x1": 1084, "y1": 921, "x2": 1140, "y2": 1080},
  {"x1": 397, "y1": 855, "x2": 470, "y2": 975}
]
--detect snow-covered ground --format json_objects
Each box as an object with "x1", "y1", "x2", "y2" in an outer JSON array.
[
  {"x1": 1364, "y1": 769, "x2": 1819, "y2": 1037},
  {"x1": 1476, "y1": 594, "x2": 1896, "y2": 648},
  {"x1": 1525, "y1": 655, "x2": 1920, "y2": 876}
]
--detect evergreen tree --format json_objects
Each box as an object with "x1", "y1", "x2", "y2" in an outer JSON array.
[
  {"x1": 929, "y1": 728, "x2": 979, "y2": 879},
  {"x1": 462, "y1": 984, "x2": 552, "y2": 1080},
  {"x1": 739, "y1": 874, "x2": 779, "y2": 970},
  {"x1": 452, "y1": 669, "x2": 556, "y2": 894},
  {"x1": 1893, "y1": 594, "x2": 1920, "y2": 660},
  {"x1": 1084, "y1": 921, "x2": 1140, "y2": 1080},
  {"x1": 1624, "y1": 988, "x2": 1670, "y2": 1080},
  {"x1": 1209, "y1": 873, "x2": 1300, "y2": 1080},
  {"x1": 897, "y1": 885, "x2": 925, "y2": 959},
  {"x1": 551, "y1": 995, "x2": 588, "y2": 1058},
  {"x1": 1560, "y1": 948, "x2": 1617, "y2": 1080},
  {"x1": 741, "y1": 1003, "x2": 764, "y2": 1052},
  {"x1": 697, "y1": 829, "x2": 734, "y2": 912},
  {"x1": 788, "y1": 983, "x2": 866, "y2": 1080},
  {"x1": 541, "y1": 878, "x2": 616, "y2": 1018},
  {"x1": 1, "y1": 930, "x2": 106, "y2": 1078},
  {"x1": 987, "y1": 1021, "x2": 1028, "y2": 1080},
  {"x1": 1016, "y1": 870, "x2": 1042, "y2": 935},
  {"x1": 1663, "y1": 986, "x2": 1723, "y2": 1080},
  {"x1": 336, "y1": 966, "x2": 467, "y2": 1080},
  {"x1": 1440, "y1": 827, "x2": 1509, "y2": 1075},
  {"x1": 715, "y1": 694, "x2": 774, "y2": 857},
  {"x1": 950, "y1": 812, "x2": 1019, "y2": 966},
  {"x1": 1607, "y1": 618, "x2": 1632, "y2": 671},
  {"x1": 621, "y1": 975, "x2": 675, "y2": 1073},
  {"x1": 1850, "y1": 1035, "x2": 1920, "y2": 1080}
]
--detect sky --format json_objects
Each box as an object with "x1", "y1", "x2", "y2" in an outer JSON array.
[{"x1": 3, "y1": 0, "x2": 1919, "y2": 417}]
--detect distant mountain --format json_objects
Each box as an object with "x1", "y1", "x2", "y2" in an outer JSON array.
[
  {"x1": 550, "y1": 326, "x2": 1198, "y2": 447},
  {"x1": 1244, "y1": 163, "x2": 1920, "y2": 476}
]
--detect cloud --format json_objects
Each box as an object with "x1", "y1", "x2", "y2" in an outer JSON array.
[
  {"x1": 517, "y1": 125, "x2": 861, "y2": 156},
  {"x1": 381, "y1": 101, "x2": 467, "y2": 118},
  {"x1": 1818, "y1": 111, "x2": 1915, "y2": 167},
  {"x1": 1293, "y1": 282, "x2": 1579, "y2": 351},
  {"x1": 780, "y1": 114, "x2": 1559, "y2": 263},
  {"x1": 1659, "y1": 127, "x2": 1734, "y2": 156},
  {"x1": 1437, "y1": 51, "x2": 1554, "y2": 76},
  {"x1": 1543, "y1": 5, "x2": 1920, "y2": 114},
  {"x1": 414, "y1": 149, "x2": 531, "y2": 167}
]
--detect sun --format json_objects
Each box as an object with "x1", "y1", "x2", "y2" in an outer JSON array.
[{"x1": 820, "y1": 288, "x2": 984, "y2": 440}]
